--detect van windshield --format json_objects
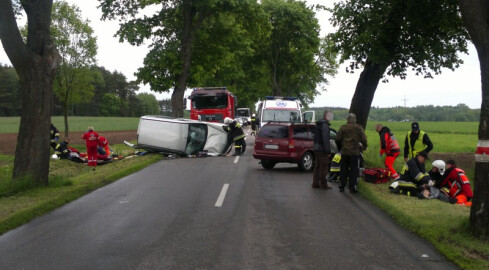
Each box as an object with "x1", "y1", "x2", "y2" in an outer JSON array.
[
  {"x1": 185, "y1": 124, "x2": 207, "y2": 155},
  {"x1": 237, "y1": 109, "x2": 250, "y2": 117},
  {"x1": 262, "y1": 109, "x2": 300, "y2": 123},
  {"x1": 192, "y1": 95, "x2": 228, "y2": 109}
]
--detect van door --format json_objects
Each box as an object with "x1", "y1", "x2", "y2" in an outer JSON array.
[{"x1": 302, "y1": 111, "x2": 315, "y2": 123}]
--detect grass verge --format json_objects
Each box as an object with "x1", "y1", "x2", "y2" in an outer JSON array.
[{"x1": 0, "y1": 144, "x2": 162, "y2": 235}]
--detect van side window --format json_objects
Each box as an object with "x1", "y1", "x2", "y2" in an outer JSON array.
[
  {"x1": 293, "y1": 126, "x2": 308, "y2": 139},
  {"x1": 307, "y1": 126, "x2": 314, "y2": 140}
]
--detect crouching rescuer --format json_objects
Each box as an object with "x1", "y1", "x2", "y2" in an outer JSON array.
[
  {"x1": 224, "y1": 117, "x2": 246, "y2": 156},
  {"x1": 390, "y1": 151, "x2": 430, "y2": 196}
]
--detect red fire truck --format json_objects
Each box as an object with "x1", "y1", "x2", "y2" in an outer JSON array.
[{"x1": 188, "y1": 87, "x2": 237, "y2": 123}]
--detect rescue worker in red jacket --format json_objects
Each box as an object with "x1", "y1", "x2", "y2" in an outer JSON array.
[
  {"x1": 98, "y1": 136, "x2": 111, "y2": 156},
  {"x1": 82, "y1": 126, "x2": 99, "y2": 169},
  {"x1": 376, "y1": 124, "x2": 400, "y2": 180},
  {"x1": 439, "y1": 160, "x2": 473, "y2": 206}
]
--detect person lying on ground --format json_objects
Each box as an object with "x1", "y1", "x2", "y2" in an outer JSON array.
[{"x1": 54, "y1": 137, "x2": 86, "y2": 163}]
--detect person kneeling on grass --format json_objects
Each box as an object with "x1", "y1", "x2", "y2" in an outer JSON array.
[
  {"x1": 389, "y1": 151, "x2": 430, "y2": 197},
  {"x1": 439, "y1": 160, "x2": 473, "y2": 206}
]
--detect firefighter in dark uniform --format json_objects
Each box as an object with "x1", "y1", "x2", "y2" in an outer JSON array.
[
  {"x1": 224, "y1": 117, "x2": 246, "y2": 156},
  {"x1": 390, "y1": 151, "x2": 431, "y2": 197},
  {"x1": 50, "y1": 123, "x2": 60, "y2": 150},
  {"x1": 250, "y1": 113, "x2": 258, "y2": 136}
]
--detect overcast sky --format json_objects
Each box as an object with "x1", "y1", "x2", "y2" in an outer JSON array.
[{"x1": 0, "y1": 0, "x2": 482, "y2": 109}]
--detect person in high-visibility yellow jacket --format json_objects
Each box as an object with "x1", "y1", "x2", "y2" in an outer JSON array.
[{"x1": 403, "y1": 122, "x2": 433, "y2": 162}]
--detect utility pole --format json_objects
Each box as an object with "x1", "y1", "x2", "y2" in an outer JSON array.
[{"x1": 402, "y1": 95, "x2": 408, "y2": 107}]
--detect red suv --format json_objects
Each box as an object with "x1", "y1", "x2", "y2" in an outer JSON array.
[{"x1": 253, "y1": 122, "x2": 337, "y2": 171}]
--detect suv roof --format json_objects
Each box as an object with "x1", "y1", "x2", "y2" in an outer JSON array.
[{"x1": 261, "y1": 121, "x2": 314, "y2": 126}]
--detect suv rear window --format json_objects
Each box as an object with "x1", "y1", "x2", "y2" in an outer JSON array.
[{"x1": 258, "y1": 125, "x2": 289, "y2": 138}]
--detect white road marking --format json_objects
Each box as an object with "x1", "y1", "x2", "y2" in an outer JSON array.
[
  {"x1": 119, "y1": 201, "x2": 129, "y2": 204},
  {"x1": 234, "y1": 156, "x2": 240, "y2": 163},
  {"x1": 215, "y1": 184, "x2": 230, "y2": 207}
]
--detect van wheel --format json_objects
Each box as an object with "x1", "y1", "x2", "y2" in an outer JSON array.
[
  {"x1": 298, "y1": 152, "x2": 314, "y2": 172},
  {"x1": 261, "y1": 160, "x2": 276, "y2": 170}
]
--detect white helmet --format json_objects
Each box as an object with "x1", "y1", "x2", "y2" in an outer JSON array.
[
  {"x1": 252, "y1": 113, "x2": 256, "y2": 117},
  {"x1": 223, "y1": 117, "x2": 233, "y2": 124},
  {"x1": 432, "y1": 160, "x2": 446, "y2": 175},
  {"x1": 51, "y1": 154, "x2": 59, "y2": 160}
]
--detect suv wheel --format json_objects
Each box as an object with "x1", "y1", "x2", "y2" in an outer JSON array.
[
  {"x1": 298, "y1": 152, "x2": 314, "y2": 172},
  {"x1": 261, "y1": 160, "x2": 276, "y2": 170}
]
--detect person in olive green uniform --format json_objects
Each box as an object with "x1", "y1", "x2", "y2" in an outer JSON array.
[{"x1": 335, "y1": 113, "x2": 368, "y2": 193}]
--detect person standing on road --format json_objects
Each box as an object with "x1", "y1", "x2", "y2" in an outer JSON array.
[
  {"x1": 404, "y1": 122, "x2": 433, "y2": 163},
  {"x1": 312, "y1": 110, "x2": 333, "y2": 190},
  {"x1": 224, "y1": 117, "x2": 246, "y2": 156},
  {"x1": 335, "y1": 113, "x2": 368, "y2": 193},
  {"x1": 376, "y1": 124, "x2": 400, "y2": 180},
  {"x1": 250, "y1": 113, "x2": 258, "y2": 136},
  {"x1": 82, "y1": 126, "x2": 99, "y2": 169}
]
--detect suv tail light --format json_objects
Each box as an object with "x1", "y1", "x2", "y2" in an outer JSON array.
[{"x1": 288, "y1": 138, "x2": 295, "y2": 151}]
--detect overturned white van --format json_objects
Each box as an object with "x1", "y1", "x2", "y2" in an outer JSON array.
[{"x1": 136, "y1": 116, "x2": 232, "y2": 156}]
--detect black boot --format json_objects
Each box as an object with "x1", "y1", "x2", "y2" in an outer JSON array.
[{"x1": 232, "y1": 148, "x2": 241, "y2": 156}]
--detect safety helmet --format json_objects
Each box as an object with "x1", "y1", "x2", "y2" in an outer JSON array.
[
  {"x1": 51, "y1": 154, "x2": 59, "y2": 160},
  {"x1": 432, "y1": 160, "x2": 446, "y2": 175},
  {"x1": 223, "y1": 117, "x2": 233, "y2": 124},
  {"x1": 252, "y1": 113, "x2": 256, "y2": 117}
]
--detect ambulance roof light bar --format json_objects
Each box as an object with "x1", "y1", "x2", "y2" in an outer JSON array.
[{"x1": 264, "y1": 96, "x2": 297, "y2": 101}]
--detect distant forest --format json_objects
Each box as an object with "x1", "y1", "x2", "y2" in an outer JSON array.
[
  {"x1": 0, "y1": 64, "x2": 167, "y2": 117},
  {"x1": 311, "y1": 104, "x2": 480, "y2": 122}
]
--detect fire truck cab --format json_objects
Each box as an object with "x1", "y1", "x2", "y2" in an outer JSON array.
[{"x1": 188, "y1": 87, "x2": 236, "y2": 123}]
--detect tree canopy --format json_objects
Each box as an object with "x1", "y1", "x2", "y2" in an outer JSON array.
[
  {"x1": 98, "y1": 0, "x2": 337, "y2": 115},
  {"x1": 50, "y1": 1, "x2": 99, "y2": 136},
  {"x1": 327, "y1": 0, "x2": 469, "y2": 128}
]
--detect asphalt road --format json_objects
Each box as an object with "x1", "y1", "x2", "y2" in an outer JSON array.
[{"x1": 0, "y1": 132, "x2": 458, "y2": 269}]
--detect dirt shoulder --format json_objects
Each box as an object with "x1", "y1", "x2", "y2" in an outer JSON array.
[{"x1": 0, "y1": 130, "x2": 137, "y2": 155}]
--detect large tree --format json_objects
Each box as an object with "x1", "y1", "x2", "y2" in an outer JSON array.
[
  {"x1": 0, "y1": 0, "x2": 60, "y2": 184},
  {"x1": 458, "y1": 0, "x2": 489, "y2": 237},
  {"x1": 328, "y1": 0, "x2": 468, "y2": 128},
  {"x1": 262, "y1": 0, "x2": 337, "y2": 104},
  {"x1": 50, "y1": 1, "x2": 98, "y2": 137},
  {"x1": 99, "y1": 0, "x2": 219, "y2": 117}
]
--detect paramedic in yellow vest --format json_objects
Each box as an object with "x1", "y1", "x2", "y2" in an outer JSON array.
[{"x1": 403, "y1": 122, "x2": 433, "y2": 162}]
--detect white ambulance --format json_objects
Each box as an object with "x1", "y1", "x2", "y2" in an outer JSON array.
[{"x1": 256, "y1": 96, "x2": 315, "y2": 128}]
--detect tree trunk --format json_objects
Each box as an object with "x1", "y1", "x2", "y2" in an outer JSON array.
[
  {"x1": 0, "y1": 0, "x2": 60, "y2": 184},
  {"x1": 459, "y1": 0, "x2": 489, "y2": 236},
  {"x1": 171, "y1": 0, "x2": 194, "y2": 118},
  {"x1": 349, "y1": 59, "x2": 388, "y2": 129}
]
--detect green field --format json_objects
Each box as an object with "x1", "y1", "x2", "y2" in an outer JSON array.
[
  {"x1": 0, "y1": 116, "x2": 140, "y2": 133},
  {"x1": 330, "y1": 120, "x2": 478, "y2": 153}
]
